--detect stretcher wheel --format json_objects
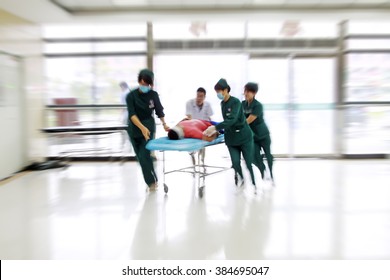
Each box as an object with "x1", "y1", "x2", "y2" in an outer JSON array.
[
  {"x1": 164, "y1": 183, "x2": 168, "y2": 193},
  {"x1": 198, "y1": 186, "x2": 204, "y2": 198}
]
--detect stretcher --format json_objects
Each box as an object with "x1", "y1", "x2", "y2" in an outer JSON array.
[{"x1": 146, "y1": 134, "x2": 230, "y2": 197}]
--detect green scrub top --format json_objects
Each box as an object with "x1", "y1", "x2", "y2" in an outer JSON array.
[
  {"x1": 242, "y1": 99, "x2": 270, "y2": 141},
  {"x1": 126, "y1": 88, "x2": 165, "y2": 138},
  {"x1": 215, "y1": 96, "x2": 253, "y2": 146}
]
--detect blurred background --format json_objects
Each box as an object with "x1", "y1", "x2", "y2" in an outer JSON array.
[{"x1": 1, "y1": 0, "x2": 390, "y2": 180}]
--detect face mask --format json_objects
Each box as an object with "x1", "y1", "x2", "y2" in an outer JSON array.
[
  {"x1": 139, "y1": 85, "x2": 150, "y2": 93},
  {"x1": 217, "y1": 92, "x2": 224, "y2": 100}
]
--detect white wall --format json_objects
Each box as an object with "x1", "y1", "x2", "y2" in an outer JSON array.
[
  {"x1": 0, "y1": 9, "x2": 44, "y2": 180},
  {"x1": 0, "y1": 53, "x2": 24, "y2": 180},
  {"x1": 23, "y1": 56, "x2": 45, "y2": 163}
]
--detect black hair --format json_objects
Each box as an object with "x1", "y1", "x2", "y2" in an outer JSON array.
[
  {"x1": 167, "y1": 129, "x2": 179, "y2": 140},
  {"x1": 138, "y1": 72, "x2": 154, "y2": 86},
  {"x1": 214, "y1": 83, "x2": 231, "y2": 93},
  {"x1": 197, "y1": 87, "x2": 206, "y2": 95},
  {"x1": 244, "y1": 82, "x2": 259, "y2": 93}
]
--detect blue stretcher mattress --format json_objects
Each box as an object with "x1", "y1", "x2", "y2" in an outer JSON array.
[{"x1": 146, "y1": 134, "x2": 224, "y2": 152}]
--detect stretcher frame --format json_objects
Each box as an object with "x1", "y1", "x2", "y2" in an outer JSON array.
[{"x1": 146, "y1": 135, "x2": 230, "y2": 197}]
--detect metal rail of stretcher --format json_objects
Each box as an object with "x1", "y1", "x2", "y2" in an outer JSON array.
[{"x1": 146, "y1": 135, "x2": 230, "y2": 197}]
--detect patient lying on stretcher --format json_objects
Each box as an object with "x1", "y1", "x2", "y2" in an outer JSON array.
[{"x1": 167, "y1": 119, "x2": 220, "y2": 142}]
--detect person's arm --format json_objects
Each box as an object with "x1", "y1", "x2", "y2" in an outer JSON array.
[
  {"x1": 204, "y1": 99, "x2": 242, "y2": 136},
  {"x1": 246, "y1": 114, "x2": 257, "y2": 124},
  {"x1": 202, "y1": 134, "x2": 217, "y2": 142},
  {"x1": 202, "y1": 120, "x2": 219, "y2": 137},
  {"x1": 159, "y1": 117, "x2": 170, "y2": 131},
  {"x1": 125, "y1": 91, "x2": 135, "y2": 122},
  {"x1": 247, "y1": 101, "x2": 262, "y2": 125},
  {"x1": 215, "y1": 98, "x2": 241, "y2": 131},
  {"x1": 153, "y1": 92, "x2": 170, "y2": 131},
  {"x1": 130, "y1": 115, "x2": 151, "y2": 140}
]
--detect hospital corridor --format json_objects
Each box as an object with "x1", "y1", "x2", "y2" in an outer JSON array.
[
  {"x1": 1, "y1": 157, "x2": 390, "y2": 260},
  {"x1": 1, "y1": 0, "x2": 390, "y2": 262}
]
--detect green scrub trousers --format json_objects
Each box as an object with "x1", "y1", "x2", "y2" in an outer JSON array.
[
  {"x1": 128, "y1": 130, "x2": 157, "y2": 186},
  {"x1": 227, "y1": 139, "x2": 256, "y2": 185},
  {"x1": 252, "y1": 135, "x2": 273, "y2": 180},
  {"x1": 215, "y1": 95, "x2": 256, "y2": 186}
]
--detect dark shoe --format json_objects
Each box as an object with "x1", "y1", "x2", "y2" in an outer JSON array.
[
  {"x1": 235, "y1": 175, "x2": 244, "y2": 187},
  {"x1": 260, "y1": 169, "x2": 265, "y2": 179}
]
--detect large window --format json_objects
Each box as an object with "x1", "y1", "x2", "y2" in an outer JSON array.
[
  {"x1": 43, "y1": 24, "x2": 148, "y2": 157},
  {"x1": 344, "y1": 21, "x2": 390, "y2": 155},
  {"x1": 248, "y1": 58, "x2": 336, "y2": 156},
  {"x1": 46, "y1": 56, "x2": 146, "y2": 106},
  {"x1": 347, "y1": 21, "x2": 390, "y2": 35},
  {"x1": 41, "y1": 20, "x2": 390, "y2": 158},
  {"x1": 292, "y1": 58, "x2": 335, "y2": 155},
  {"x1": 154, "y1": 53, "x2": 248, "y2": 125},
  {"x1": 43, "y1": 24, "x2": 147, "y2": 38},
  {"x1": 344, "y1": 54, "x2": 390, "y2": 154},
  {"x1": 344, "y1": 105, "x2": 390, "y2": 154},
  {"x1": 345, "y1": 54, "x2": 390, "y2": 102},
  {"x1": 44, "y1": 24, "x2": 147, "y2": 127},
  {"x1": 248, "y1": 59, "x2": 290, "y2": 155}
]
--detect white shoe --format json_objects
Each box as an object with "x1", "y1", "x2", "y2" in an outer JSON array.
[{"x1": 148, "y1": 182, "x2": 158, "y2": 191}]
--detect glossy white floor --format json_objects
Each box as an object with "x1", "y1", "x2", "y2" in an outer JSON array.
[{"x1": 0, "y1": 154, "x2": 389, "y2": 260}]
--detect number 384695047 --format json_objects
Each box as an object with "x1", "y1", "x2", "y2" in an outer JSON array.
[{"x1": 215, "y1": 266, "x2": 269, "y2": 276}]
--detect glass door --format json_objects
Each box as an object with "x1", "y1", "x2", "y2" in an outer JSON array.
[
  {"x1": 248, "y1": 58, "x2": 290, "y2": 155},
  {"x1": 344, "y1": 53, "x2": 390, "y2": 155},
  {"x1": 291, "y1": 57, "x2": 336, "y2": 155},
  {"x1": 248, "y1": 56, "x2": 336, "y2": 157}
]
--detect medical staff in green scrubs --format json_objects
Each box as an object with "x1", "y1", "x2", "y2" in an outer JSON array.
[
  {"x1": 126, "y1": 69, "x2": 170, "y2": 191},
  {"x1": 204, "y1": 78, "x2": 257, "y2": 190},
  {"x1": 242, "y1": 82, "x2": 274, "y2": 182}
]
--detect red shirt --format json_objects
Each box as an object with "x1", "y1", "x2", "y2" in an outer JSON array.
[{"x1": 179, "y1": 119, "x2": 213, "y2": 139}]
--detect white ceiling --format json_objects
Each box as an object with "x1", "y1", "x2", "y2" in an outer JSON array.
[
  {"x1": 52, "y1": 0, "x2": 390, "y2": 10},
  {"x1": 1, "y1": 0, "x2": 390, "y2": 23}
]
